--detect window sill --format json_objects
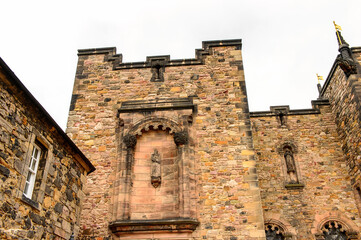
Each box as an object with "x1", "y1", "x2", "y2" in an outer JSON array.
[{"x1": 21, "y1": 194, "x2": 40, "y2": 210}]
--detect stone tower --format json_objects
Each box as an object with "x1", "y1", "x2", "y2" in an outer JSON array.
[
  {"x1": 67, "y1": 40, "x2": 265, "y2": 239},
  {"x1": 67, "y1": 33, "x2": 361, "y2": 239}
]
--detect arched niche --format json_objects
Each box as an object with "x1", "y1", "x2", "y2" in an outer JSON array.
[
  {"x1": 110, "y1": 115, "x2": 198, "y2": 237},
  {"x1": 277, "y1": 141, "x2": 304, "y2": 189}
]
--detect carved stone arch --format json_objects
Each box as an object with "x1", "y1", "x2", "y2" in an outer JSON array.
[
  {"x1": 312, "y1": 212, "x2": 359, "y2": 239},
  {"x1": 264, "y1": 218, "x2": 296, "y2": 240},
  {"x1": 277, "y1": 141, "x2": 298, "y2": 155},
  {"x1": 127, "y1": 116, "x2": 183, "y2": 137}
]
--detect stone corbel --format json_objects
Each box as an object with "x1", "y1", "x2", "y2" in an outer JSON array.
[
  {"x1": 270, "y1": 106, "x2": 289, "y2": 127},
  {"x1": 123, "y1": 134, "x2": 137, "y2": 149},
  {"x1": 337, "y1": 54, "x2": 357, "y2": 77},
  {"x1": 173, "y1": 131, "x2": 189, "y2": 146}
]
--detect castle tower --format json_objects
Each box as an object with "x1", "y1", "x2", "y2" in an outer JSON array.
[
  {"x1": 66, "y1": 40, "x2": 265, "y2": 239},
  {"x1": 319, "y1": 26, "x2": 361, "y2": 216}
]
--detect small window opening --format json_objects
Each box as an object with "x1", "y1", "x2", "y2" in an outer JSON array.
[{"x1": 24, "y1": 141, "x2": 47, "y2": 201}]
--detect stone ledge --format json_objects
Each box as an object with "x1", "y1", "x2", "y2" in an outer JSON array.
[
  {"x1": 118, "y1": 98, "x2": 196, "y2": 114},
  {"x1": 109, "y1": 218, "x2": 199, "y2": 236},
  {"x1": 21, "y1": 194, "x2": 39, "y2": 210},
  {"x1": 285, "y1": 183, "x2": 305, "y2": 189}
]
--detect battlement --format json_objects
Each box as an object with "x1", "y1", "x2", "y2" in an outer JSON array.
[
  {"x1": 250, "y1": 99, "x2": 330, "y2": 117},
  {"x1": 77, "y1": 39, "x2": 242, "y2": 69}
]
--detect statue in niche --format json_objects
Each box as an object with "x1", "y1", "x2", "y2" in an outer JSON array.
[
  {"x1": 284, "y1": 147, "x2": 298, "y2": 184},
  {"x1": 151, "y1": 149, "x2": 161, "y2": 188},
  {"x1": 276, "y1": 110, "x2": 287, "y2": 126},
  {"x1": 151, "y1": 63, "x2": 164, "y2": 82}
]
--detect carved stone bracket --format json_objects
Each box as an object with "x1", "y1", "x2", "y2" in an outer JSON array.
[
  {"x1": 337, "y1": 54, "x2": 357, "y2": 77},
  {"x1": 173, "y1": 131, "x2": 189, "y2": 146},
  {"x1": 336, "y1": 31, "x2": 357, "y2": 77},
  {"x1": 123, "y1": 134, "x2": 137, "y2": 149},
  {"x1": 270, "y1": 106, "x2": 290, "y2": 127}
]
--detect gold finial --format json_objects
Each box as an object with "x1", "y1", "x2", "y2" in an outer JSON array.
[
  {"x1": 316, "y1": 74, "x2": 324, "y2": 84},
  {"x1": 333, "y1": 21, "x2": 342, "y2": 31},
  {"x1": 333, "y1": 21, "x2": 343, "y2": 45}
]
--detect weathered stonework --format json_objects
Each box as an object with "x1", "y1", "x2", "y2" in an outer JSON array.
[
  {"x1": 67, "y1": 37, "x2": 361, "y2": 239},
  {"x1": 251, "y1": 101, "x2": 361, "y2": 239},
  {"x1": 0, "y1": 58, "x2": 95, "y2": 239},
  {"x1": 320, "y1": 46, "x2": 361, "y2": 218},
  {"x1": 67, "y1": 40, "x2": 265, "y2": 239}
]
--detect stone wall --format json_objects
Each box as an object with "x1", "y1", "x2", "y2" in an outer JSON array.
[
  {"x1": 251, "y1": 102, "x2": 361, "y2": 239},
  {"x1": 0, "y1": 60, "x2": 93, "y2": 239},
  {"x1": 321, "y1": 47, "x2": 361, "y2": 217},
  {"x1": 67, "y1": 40, "x2": 265, "y2": 239}
]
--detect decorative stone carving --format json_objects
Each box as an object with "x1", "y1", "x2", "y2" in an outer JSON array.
[
  {"x1": 151, "y1": 149, "x2": 161, "y2": 188},
  {"x1": 321, "y1": 221, "x2": 347, "y2": 240},
  {"x1": 277, "y1": 111, "x2": 287, "y2": 126},
  {"x1": 187, "y1": 115, "x2": 193, "y2": 124},
  {"x1": 283, "y1": 147, "x2": 298, "y2": 184},
  {"x1": 150, "y1": 61, "x2": 165, "y2": 82},
  {"x1": 335, "y1": 31, "x2": 357, "y2": 77},
  {"x1": 123, "y1": 134, "x2": 137, "y2": 149},
  {"x1": 337, "y1": 55, "x2": 357, "y2": 77},
  {"x1": 173, "y1": 131, "x2": 189, "y2": 146},
  {"x1": 270, "y1": 106, "x2": 289, "y2": 127},
  {"x1": 118, "y1": 118, "x2": 124, "y2": 127},
  {"x1": 265, "y1": 224, "x2": 285, "y2": 240}
]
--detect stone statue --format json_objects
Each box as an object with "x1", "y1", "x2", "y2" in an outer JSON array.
[
  {"x1": 151, "y1": 149, "x2": 161, "y2": 188},
  {"x1": 284, "y1": 148, "x2": 298, "y2": 184},
  {"x1": 284, "y1": 149, "x2": 295, "y2": 173}
]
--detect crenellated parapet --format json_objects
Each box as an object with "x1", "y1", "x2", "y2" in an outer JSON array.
[{"x1": 77, "y1": 39, "x2": 242, "y2": 69}]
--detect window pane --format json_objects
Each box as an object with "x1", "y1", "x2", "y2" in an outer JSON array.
[
  {"x1": 26, "y1": 171, "x2": 32, "y2": 182},
  {"x1": 24, "y1": 144, "x2": 43, "y2": 199},
  {"x1": 34, "y1": 148, "x2": 39, "y2": 158},
  {"x1": 31, "y1": 159, "x2": 36, "y2": 170},
  {"x1": 24, "y1": 182, "x2": 29, "y2": 195}
]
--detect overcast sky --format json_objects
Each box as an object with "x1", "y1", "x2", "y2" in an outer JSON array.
[{"x1": 1, "y1": 0, "x2": 361, "y2": 130}]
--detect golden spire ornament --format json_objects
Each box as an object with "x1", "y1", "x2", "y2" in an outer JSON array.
[
  {"x1": 316, "y1": 74, "x2": 324, "y2": 84},
  {"x1": 333, "y1": 21, "x2": 342, "y2": 31},
  {"x1": 333, "y1": 21, "x2": 343, "y2": 45}
]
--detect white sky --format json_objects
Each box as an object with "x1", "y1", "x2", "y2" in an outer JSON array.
[{"x1": 1, "y1": 0, "x2": 361, "y2": 130}]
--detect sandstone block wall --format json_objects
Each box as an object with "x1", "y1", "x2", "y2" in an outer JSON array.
[
  {"x1": 321, "y1": 47, "x2": 361, "y2": 216},
  {"x1": 67, "y1": 40, "x2": 265, "y2": 239},
  {"x1": 0, "y1": 60, "x2": 93, "y2": 239},
  {"x1": 251, "y1": 103, "x2": 361, "y2": 239}
]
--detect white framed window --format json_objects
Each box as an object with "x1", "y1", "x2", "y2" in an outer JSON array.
[{"x1": 23, "y1": 144, "x2": 42, "y2": 199}]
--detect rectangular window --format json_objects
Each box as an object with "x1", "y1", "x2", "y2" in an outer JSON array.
[{"x1": 23, "y1": 144, "x2": 42, "y2": 199}]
